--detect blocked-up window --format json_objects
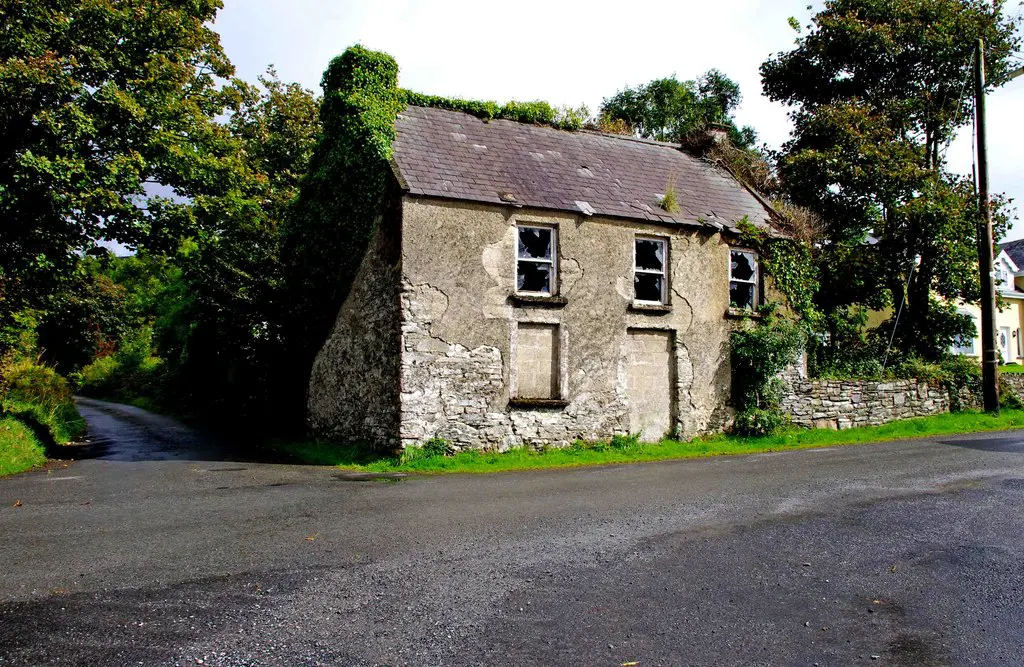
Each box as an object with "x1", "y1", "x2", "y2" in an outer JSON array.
[
  {"x1": 729, "y1": 249, "x2": 758, "y2": 310},
  {"x1": 515, "y1": 323, "x2": 559, "y2": 399},
  {"x1": 516, "y1": 225, "x2": 557, "y2": 295},
  {"x1": 634, "y1": 236, "x2": 668, "y2": 303}
]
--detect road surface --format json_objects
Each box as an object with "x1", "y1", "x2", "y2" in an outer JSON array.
[{"x1": 1, "y1": 398, "x2": 1023, "y2": 665}]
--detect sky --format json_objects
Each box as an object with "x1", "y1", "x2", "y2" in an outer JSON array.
[{"x1": 214, "y1": 0, "x2": 1024, "y2": 240}]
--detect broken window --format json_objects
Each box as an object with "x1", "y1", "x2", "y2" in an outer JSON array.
[
  {"x1": 517, "y1": 225, "x2": 557, "y2": 294},
  {"x1": 634, "y1": 236, "x2": 668, "y2": 303},
  {"x1": 729, "y1": 249, "x2": 758, "y2": 310}
]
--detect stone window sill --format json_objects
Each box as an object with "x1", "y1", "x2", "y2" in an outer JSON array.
[
  {"x1": 509, "y1": 294, "x2": 568, "y2": 308},
  {"x1": 629, "y1": 302, "x2": 672, "y2": 314},
  {"x1": 725, "y1": 307, "x2": 762, "y2": 320},
  {"x1": 508, "y1": 398, "x2": 569, "y2": 409}
]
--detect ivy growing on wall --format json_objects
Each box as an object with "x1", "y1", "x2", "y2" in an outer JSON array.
[
  {"x1": 737, "y1": 218, "x2": 821, "y2": 329},
  {"x1": 730, "y1": 218, "x2": 817, "y2": 435},
  {"x1": 278, "y1": 46, "x2": 405, "y2": 413}
]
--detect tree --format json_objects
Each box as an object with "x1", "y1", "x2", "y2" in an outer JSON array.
[
  {"x1": 600, "y1": 71, "x2": 758, "y2": 148},
  {"x1": 0, "y1": 0, "x2": 239, "y2": 342},
  {"x1": 762, "y1": 0, "x2": 1021, "y2": 360},
  {"x1": 171, "y1": 70, "x2": 320, "y2": 420}
]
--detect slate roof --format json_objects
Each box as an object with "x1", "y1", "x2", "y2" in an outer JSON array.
[
  {"x1": 1000, "y1": 238, "x2": 1024, "y2": 271},
  {"x1": 391, "y1": 106, "x2": 778, "y2": 234}
]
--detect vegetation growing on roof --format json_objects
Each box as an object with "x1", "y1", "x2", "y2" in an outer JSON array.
[
  {"x1": 399, "y1": 90, "x2": 590, "y2": 130},
  {"x1": 659, "y1": 176, "x2": 681, "y2": 214}
]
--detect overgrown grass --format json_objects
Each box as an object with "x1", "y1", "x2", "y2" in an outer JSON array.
[
  {"x1": 1, "y1": 355, "x2": 87, "y2": 476},
  {"x1": 1000, "y1": 364, "x2": 1024, "y2": 374},
  {"x1": 0, "y1": 416, "x2": 47, "y2": 477},
  {"x1": 274, "y1": 409, "x2": 1024, "y2": 475}
]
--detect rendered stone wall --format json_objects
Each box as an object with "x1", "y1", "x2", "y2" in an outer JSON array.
[
  {"x1": 397, "y1": 197, "x2": 747, "y2": 450},
  {"x1": 781, "y1": 378, "x2": 950, "y2": 430},
  {"x1": 308, "y1": 210, "x2": 402, "y2": 449}
]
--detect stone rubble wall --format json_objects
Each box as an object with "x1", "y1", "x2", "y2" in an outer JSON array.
[
  {"x1": 1000, "y1": 373, "x2": 1024, "y2": 400},
  {"x1": 781, "y1": 378, "x2": 950, "y2": 430},
  {"x1": 308, "y1": 213, "x2": 403, "y2": 448},
  {"x1": 399, "y1": 281, "x2": 628, "y2": 450}
]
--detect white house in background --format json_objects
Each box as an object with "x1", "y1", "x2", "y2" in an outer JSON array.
[{"x1": 951, "y1": 240, "x2": 1024, "y2": 364}]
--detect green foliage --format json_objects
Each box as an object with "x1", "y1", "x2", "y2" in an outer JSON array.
[
  {"x1": 0, "y1": 416, "x2": 47, "y2": 477},
  {"x1": 398, "y1": 90, "x2": 589, "y2": 131},
  {"x1": 0, "y1": 0, "x2": 239, "y2": 332},
  {"x1": 659, "y1": 177, "x2": 681, "y2": 214},
  {"x1": 73, "y1": 326, "x2": 168, "y2": 409},
  {"x1": 731, "y1": 315, "x2": 806, "y2": 436},
  {"x1": 762, "y1": 0, "x2": 1021, "y2": 361},
  {"x1": 600, "y1": 72, "x2": 758, "y2": 148},
  {"x1": 35, "y1": 265, "x2": 134, "y2": 372},
  {"x1": 738, "y1": 219, "x2": 821, "y2": 327},
  {"x1": 1, "y1": 355, "x2": 86, "y2": 445},
  {"x1": 277, "y1": 46, "x2": 405, "y2": 422},
  {"x1": 400, "y1": 437, "x2": 455, "y2": 464}
]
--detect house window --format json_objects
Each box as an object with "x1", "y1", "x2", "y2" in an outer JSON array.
[
  {"x1": 729, "y1": 249, "x2": 758, "y2": 310},
  {"x1": 634, "y1": 236, "x2": 668, "y2": 303},
  {"x1": 951, "y1": 310, "x2": 977, "y2": 356},
  {"x1": 517, "y1": 225, "x2": 557, "y2": 295}
]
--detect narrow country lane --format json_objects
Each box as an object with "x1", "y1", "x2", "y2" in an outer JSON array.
[{"x1": 2, "y1": 401, "x2": 1024, "y2": 665}]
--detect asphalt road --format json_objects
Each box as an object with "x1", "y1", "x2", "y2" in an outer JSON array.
[{"x1": 1, "y1": 399, "x2": 1024, "y2": 666}]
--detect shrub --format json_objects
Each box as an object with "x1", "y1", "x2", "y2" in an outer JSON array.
[
  {"x1": 731, "y1": 314, "x2": 805, "y2": 436},
  {"x1": 737, "y1": 313, "x2": 806, "y2": 438},
  {"x1": 399, "y1": 436, "x2": 454, "y2": 464}
]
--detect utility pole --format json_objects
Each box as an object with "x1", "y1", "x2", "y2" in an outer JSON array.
[{"x1": 975, "y1": 38, "x2": 1000, "y2": 413}]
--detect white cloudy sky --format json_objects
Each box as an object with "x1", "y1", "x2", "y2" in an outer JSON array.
[{"x1": 214, "y1": 0, "x2": 1024, "y2": 239}]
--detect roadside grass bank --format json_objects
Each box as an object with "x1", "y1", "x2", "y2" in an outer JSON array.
[
  {"x1": 0, "y1": 416, "x2": 47, "y2": 477},
  {"x1": 272, "y1": 409, "x2": 1024, "y2": 475},
  {"x1": 1, "y1": 357, "x2": 87, "y2": 477}
]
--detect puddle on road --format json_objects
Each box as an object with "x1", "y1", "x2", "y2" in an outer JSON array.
[{"x1": 332, "y1": 472, "x2": 406, "y2": 483}]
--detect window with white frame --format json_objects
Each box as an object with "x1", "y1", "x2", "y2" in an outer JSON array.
[
  {"x1": 951, "y1": 310, "x2": 977, "y2": 356},
  {"x1": 634, "y1": 236, "x2": 668, "y2": 303},
  {"x1": 729, "y1": 249, "x2": 758, "y2": 310},
  {"x1": 516, "y1": 225, "x2": 557, "y2": 295}
]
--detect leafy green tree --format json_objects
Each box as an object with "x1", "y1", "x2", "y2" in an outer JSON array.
[
  {"x1": 600, "y1": 71, "x2": 757, "y2": 147},
  {"x1": 173, "y1": 70, "x2": 320, "y2": 419},
  {"x1": 761, "y1": 0, "x2": 1021, "y2": 360},
  {"x1": 0, "y1": 0, "x2": 239, "y2": 342}
]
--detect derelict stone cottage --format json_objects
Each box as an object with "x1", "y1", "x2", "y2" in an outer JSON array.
[{"x1": 307, "y1": 105, "x2": 784, "y2": 450}]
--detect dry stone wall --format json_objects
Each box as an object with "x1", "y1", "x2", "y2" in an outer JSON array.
[
  {"x1": 1001, "y1": 373, "x2": 1024, "y2": 399},
  {"x1": 781, "y1": 378, "x2": 949, "y2": 430}
]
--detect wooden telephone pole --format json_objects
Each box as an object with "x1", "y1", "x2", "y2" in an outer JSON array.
[{"x1": 975, "y1": 38, "x2": 999, "y2": 413}]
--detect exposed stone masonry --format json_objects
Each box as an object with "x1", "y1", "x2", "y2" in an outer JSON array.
[{"x1": 781, "y1": 378, "x2": 949, "y2": 430}]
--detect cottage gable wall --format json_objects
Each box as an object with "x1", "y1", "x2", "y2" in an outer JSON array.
[{"x1": 308, "y1": 209, "x2": 403, "y2": 448}]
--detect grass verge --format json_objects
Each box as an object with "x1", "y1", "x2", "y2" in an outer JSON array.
[
  {"x1": 0, "y1": 416, "x2": 47, "y2": 477},
  {"x1": 272, "y1": 409, "x2": 1024, "y2": 475}
]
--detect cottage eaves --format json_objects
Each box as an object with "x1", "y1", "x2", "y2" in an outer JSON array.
[{"x1": 391, "y1": 105, "x2": 778, "y2": 234}]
